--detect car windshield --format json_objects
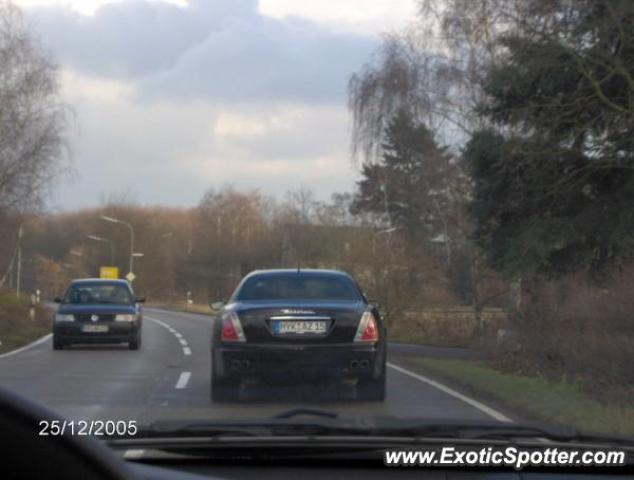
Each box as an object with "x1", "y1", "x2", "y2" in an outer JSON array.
[
  {"x1": 236, "y1": 274, "x2": 360, "y2": 301},
  {"x1": 0, "y1": 0, "x2": 632, "y2": 472},
  {"x1": 63, "y1": 283, "x2": 133, "y2": 305}
]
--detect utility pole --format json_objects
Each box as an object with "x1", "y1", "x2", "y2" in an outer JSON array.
[{"x1": 16, "y1": 226, "x2": 22, "y2": 297}]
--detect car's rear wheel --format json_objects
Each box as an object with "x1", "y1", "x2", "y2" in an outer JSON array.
[
  {"x1": 357, "y1": 374, "x2": 386, "y2": 401},
  {"x1": 128, "y1": 331, "x2": 141, "y2": 350},
  {"x1": 52, "y1": 336, "x2": 66, "y2": 350}
]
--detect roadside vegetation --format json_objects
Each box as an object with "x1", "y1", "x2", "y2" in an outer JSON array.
[
  {"x1": 148, "y1": 302, "x2": 214, "y2": 316},
  {"x1": 411, "y1": 357, "x2": 634, "y2": 437},
  {"x1": 0, "y1": 290, "x2": 51, "y2": 354},
  {"x1": 346, "y1": 0, "x2": 633, "y2": 415},
  {"x1": 0, "y1": 3, "x2": 67, "y2": 355}
]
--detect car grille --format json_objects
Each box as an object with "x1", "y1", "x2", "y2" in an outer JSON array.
[{"x1": 74, "y1": 314, "x2": 115, "y2": 322}]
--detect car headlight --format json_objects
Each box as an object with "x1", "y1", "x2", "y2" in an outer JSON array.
[
  {"x1": 115, "y1": 314, "x2": 136, "y2": 322},
  {"x1": 55, "y1": 314, "x2": 74, "y2": 322}
]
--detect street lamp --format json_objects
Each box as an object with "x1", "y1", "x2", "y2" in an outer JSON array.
[
  {"x1": 101, "y1": 215, "x2": 135, "y2": 277},
  {"x1": 87, "y1": 235, "x2": 115, "y2": 264}
]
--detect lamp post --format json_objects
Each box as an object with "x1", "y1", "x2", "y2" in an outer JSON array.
[
  {"x1": 101, "y1": 215, "x2": 135, "y2": 278},
  {"x1": 87, "y1": 235, "x2": 115, "y2": 265}
]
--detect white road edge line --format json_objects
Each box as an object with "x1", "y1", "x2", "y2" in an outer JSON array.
[
  {"x1": 175, "y1": 371, "x2": 191, "y2": 389},
  {"x1": 146, "y1": 316, "x2": 192, "y2": 357},
  {"x1": 387, "y1": 362, "x2": 513, "y2": 423},
  {"x1": 0, "y1": 333, "x2": 52, "y2": 359}
]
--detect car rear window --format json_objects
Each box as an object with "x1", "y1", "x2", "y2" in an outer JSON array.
[{"x1": 236, "y1": 275, "x2": 360, "y2": 301}]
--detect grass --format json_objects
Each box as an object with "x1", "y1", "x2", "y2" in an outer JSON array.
[
  {"x1": 409, "y1": 357, "x2": 634, "y2": 437},
  {"x1": 147, "y1": 302, "x2": 215, "y2": 316},
  {"x1": 0, "y1": 291, "x2": 51, "y2": 354}
]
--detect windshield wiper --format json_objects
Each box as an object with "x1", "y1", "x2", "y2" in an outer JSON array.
[
  {"x1": 137, "y1": 412, "x2": 361, "y2": 439},
  {"x1": 272, "y1": 408, "x2": 339, "y2": 420},
  {"x1": 118, "y1": 414, "x2": 633, "y2": 448}
]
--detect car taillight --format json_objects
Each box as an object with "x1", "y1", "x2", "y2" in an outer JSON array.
[
  {"x1": 220, "y1": 312, "x2": 246, "y2": 342},
  {"x1": 354, "y1": 311, "x2": 379, "y2": 343}
]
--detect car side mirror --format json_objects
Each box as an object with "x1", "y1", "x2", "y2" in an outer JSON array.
[
  {"x1": 135, "y1": 297, "x2": 146, "y2": 303},
  {"x1": 210, "y1": 301, "x2": 225, "y2": 311},
  {"x1": 53, "y1": 297, "x2": 62, "y2": 303}
]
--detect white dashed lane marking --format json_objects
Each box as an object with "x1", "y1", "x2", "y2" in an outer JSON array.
[
  {"x1": 145, "y1": 316, "x2": 193, "y2": 388},
  {"x1": 175, "y1": 371, "x2": 191, "y2": 389},
  {"x1": 146, "y1": 316, "x2": 192, "y2": 357}
]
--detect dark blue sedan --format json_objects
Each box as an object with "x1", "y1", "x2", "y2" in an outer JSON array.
[{"x1": 52, "y1": 278, "x2": 144, "y2": 350}]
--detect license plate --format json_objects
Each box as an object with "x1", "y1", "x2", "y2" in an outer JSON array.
[
  {"x1": 273, "y1": 320, "x2": 327, "y2": 335},
  {"x1": 81, "y1": 325, "x2": 109, "y2": 333}
]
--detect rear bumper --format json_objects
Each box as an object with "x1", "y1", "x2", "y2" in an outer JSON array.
[
  {"x1": 53, "y1": 322, "x2": 139, "y2": 344},
  {"x1": 213, "y1": 343, "x2": 385, "y2": 383}
]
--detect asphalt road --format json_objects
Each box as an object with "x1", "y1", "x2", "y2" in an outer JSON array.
[{"x1": 0, "y1": 308, "x2": 513, "y2": 426}]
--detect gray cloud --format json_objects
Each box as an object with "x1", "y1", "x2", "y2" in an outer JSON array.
[
  {"x1": 29, "y1": 0, "x2": 376, "y2": 103},
  {"x1": 21, "y1": 0, "x2": 378, "y2": 210}
]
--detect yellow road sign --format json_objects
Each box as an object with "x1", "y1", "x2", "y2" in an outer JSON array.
[{"x1": 100, "y1": 266, "x2": 119, "y2": 279}]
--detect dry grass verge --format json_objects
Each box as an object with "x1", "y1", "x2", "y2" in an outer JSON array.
[
  {"x1": 412, "y1": 357, "x2": 634, "y2": 438},
  {"x1": 0, "y1": 290, "x2": 51, "y2": 354}
]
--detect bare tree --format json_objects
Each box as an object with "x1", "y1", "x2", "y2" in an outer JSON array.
[
  {"x1": 282, "y1": 187, "x2": 317, "y2": 224},
  {"x1": 0, "y1": 2, "x2": 69, "y2": 288},
  {"x1": 348, "y1": 0, "x2": 524, "y2": 165}
]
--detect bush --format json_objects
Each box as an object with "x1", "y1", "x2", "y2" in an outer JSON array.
[
  {"x1": 502, "y1": 265, "x2": 634, "y2": 404},
  {"x1": 0, "y1": 289, "x2": 51, "y2": 353}
]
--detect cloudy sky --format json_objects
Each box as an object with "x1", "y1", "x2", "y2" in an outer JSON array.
[{"x1": 14, "y1": 0, "x2": 417, "y2": 210}]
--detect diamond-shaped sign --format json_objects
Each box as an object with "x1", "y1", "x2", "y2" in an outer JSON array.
[{"x1": 125, "y1": 271, "x2": 136, "y2": 283}]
